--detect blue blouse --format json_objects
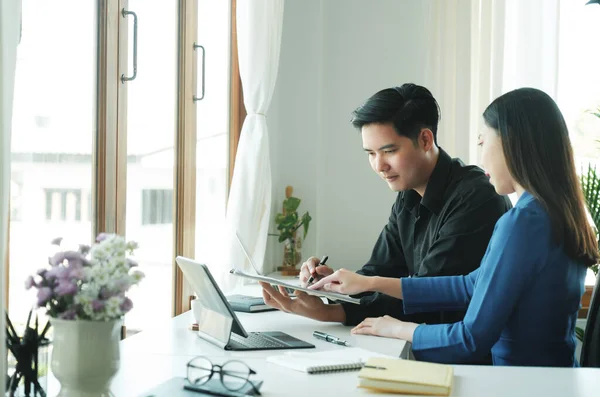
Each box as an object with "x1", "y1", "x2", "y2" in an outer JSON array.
[{"x1": 401, "y1": 191, "x2": 587, "y2": 366}]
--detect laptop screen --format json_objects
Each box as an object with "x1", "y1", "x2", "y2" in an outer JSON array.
[{"x1": 175, "y1": 256, "x2": 248, "y2": 338}]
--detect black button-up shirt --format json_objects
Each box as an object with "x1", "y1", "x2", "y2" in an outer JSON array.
[{"x1": 341, "y1": 148, "x2": 512, "y2": 326}]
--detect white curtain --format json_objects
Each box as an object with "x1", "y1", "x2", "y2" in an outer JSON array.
[
  {"x1": 0, "y1": 0, "x2": 21, "y2": 393},
  {"x1": 423, "y1": 0, "x2": 473, "y2": 163},
  {"x1": 221, "y1": 0, "x2": 284, "y2": 291},
  {"x1": 425, "y1": 0, "x2": 560, "y2": 165},
  {"x1": 501, "y1": 0, "x2": 560, "y2": 98},
  {"x1": 467, "y1": 0, "x2": 507, "y2": 163}
]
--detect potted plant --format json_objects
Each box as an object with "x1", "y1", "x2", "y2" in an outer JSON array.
[
  {"x1": 25, "y1": 233, "x2": 144, "y2": 396},
  {"x1": 576, "y1": 165, "x2": 600, "y2": 343},
  {"x1": 275, "y1": 186, "x2": 312, "y2": 275},
  {"x1": 581, "y1": 165, "x2": 600, "y2": 276}
]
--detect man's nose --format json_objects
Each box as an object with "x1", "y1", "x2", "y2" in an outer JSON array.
[{"x1": 375, "y1": 155, "x2": 389, "y2": 173}]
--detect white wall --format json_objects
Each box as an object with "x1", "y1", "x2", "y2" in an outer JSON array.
[{"x1": 268, "y1": 0, "x2": 430, "y2": 271}]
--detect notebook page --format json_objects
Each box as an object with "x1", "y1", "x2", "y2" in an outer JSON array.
[{"x1": 267, "y1": 348, "x2": 394, "y2": 373}]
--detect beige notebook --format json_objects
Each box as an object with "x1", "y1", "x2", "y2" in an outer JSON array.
[
  {"x1": 358, "y1": 357, "x2": 454, "y2": 396},
  {"x1": 267, "y1": 348, "x2": 392, "y2": 374}
]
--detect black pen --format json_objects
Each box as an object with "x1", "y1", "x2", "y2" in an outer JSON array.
[{"x1": 307, "y1": 255, "x2": 328, "y2": 285}]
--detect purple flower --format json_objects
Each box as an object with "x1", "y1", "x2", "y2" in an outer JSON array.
[
  {"x1": 49, "y1": 252, "x2": 66, "y2": 266},
  {"x1": 46, "y1": 266, "x2": 69, "y2": 280},
  {"x1": 36, "y1": 268, "x2": 47, "y2": 277},
  {"x1": 36, "y1": 287, "x2": 53, "y2": 306},
  {"x1": 63, "y1": 250, "x2": 89, "y2": 267},
  {"x1": 68, "y1": 266, "x2": 86, "y2": 281},
  {"x1": 96, "y1": 233, "x2": 109, "y2": 242},
  {"x1": 120, "y1": 297, "x2": 133, "y2": 313},
  {"x1": 91, "y1": 299, "x2": 105, "y2": 312},
  {"x1": 78, "y1": 244, "x2": 91, "y2": 255},
  {"x1": 50, "y1": 237, "x2": 63, "y2": 246},
  {"x1": 54, "y1": 279, "x2": 78, "y2": 297},
  {"x1": 24, "y1": 275, "x2": 35, "y2": 290}
]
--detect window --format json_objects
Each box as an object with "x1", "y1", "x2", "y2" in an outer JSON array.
[
  {"x1": 5, "y1": 0, "x2": 240, "y2": 334},
  {"x1": 44, "y1": 189, "x2": 82, "y2": 222},
  {"x1": 556, "y1": 1, "x2": 600, "y2": 287},
  {"x1": 141, "y1": 189, "x2": 173, "y2": 225},
  {"x1": 10, "y1": 174, "x2": 23, "y2": 222},
  {"x1": 8, "y1": 0, "x2": 94, "y2": 328}
]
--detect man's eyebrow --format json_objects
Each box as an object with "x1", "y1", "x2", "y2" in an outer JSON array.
[{"x1": 363, "y1": 144, "x2": 397, "y2": 152}]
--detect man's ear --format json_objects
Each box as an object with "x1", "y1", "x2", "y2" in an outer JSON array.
[{"x1": 419, "y1": 128, "x2": 435, "y2": 151}]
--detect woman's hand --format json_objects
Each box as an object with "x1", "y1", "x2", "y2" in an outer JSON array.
[
  {"x1": 307, "y1": 268, "x2": 372, "y2": 295},
  {"x1": 351, "y1": 315, "x2": 418, "y2": 342}
]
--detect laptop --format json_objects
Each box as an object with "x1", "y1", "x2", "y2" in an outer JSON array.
[{"x1": 175, "y1": 256, "x2": 315, "y2": 351}]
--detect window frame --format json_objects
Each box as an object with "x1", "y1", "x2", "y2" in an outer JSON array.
[{"x1": 3, "y1": 0, "x2": 243, "y2": 322}]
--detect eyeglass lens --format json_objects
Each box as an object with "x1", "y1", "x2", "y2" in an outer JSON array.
[
  {"x1": 188, "y1": 357, "x2": 213, "y2": 385},
  {"x1": 188, "y1": 357, "x2": 252, "y2": 391},
  {"x1": 221, "y1": 360, "x2": 251, "y2": 391}
]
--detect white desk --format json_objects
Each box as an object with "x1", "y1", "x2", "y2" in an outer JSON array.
[
  {"x1": 103, "y1": 309, "x2": 600, "y2": 397},
  {"x1": 43, "y1": 280, "x2": 600, "y2": 397}
]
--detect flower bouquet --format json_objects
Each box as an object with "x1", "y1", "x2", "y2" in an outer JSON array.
[
  {"x1": 24, "y1": 233, "x2": 144, "y2": 397},
  {"x1": 25, "y1": 233, "x2": 144, "y2": 321}
]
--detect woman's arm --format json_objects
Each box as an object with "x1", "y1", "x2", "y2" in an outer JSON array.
[{"x1": 309, "y1": 269, "x2": 477, "y2": 313}]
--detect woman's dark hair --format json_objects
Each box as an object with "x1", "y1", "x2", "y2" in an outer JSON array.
[
  {"x1": 351, "y1": 83, "x2": 440, "y2": 144},
  {"x1": 483, "y1": 87, "x2": 599, "y2": 267}
]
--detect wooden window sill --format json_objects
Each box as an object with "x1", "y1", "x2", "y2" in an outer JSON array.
[{"x1": 579, "y1": 285, "x2": 594, "y2": 319}]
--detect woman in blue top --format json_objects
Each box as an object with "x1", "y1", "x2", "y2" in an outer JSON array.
[{"x1": 309, "y1": 88, "x2": 599, "y2": 366}]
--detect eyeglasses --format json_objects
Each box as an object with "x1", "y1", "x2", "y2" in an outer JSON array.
[{"x1": 186, "y1": 356, "x2": 261, "y2": 395}]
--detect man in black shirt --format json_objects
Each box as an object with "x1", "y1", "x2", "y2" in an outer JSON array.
[{"x1": 261, "y1": 84, "x2": 511, "y2": 327}]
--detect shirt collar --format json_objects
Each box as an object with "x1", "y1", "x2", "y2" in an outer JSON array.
[
  {"x1": 403, "y1": 148, "x2": 452, "y2": 216},
  {"x1": 515, "y1": 191, "x2": 534, "y2": 208}
]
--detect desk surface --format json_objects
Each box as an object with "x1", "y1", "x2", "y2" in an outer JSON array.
[
  {"x1": 109, "y1": 310, "x2": 600, "y2": 397},
  {"x1": 43, "y1": 284, "x2": 600, "y2": 397}
]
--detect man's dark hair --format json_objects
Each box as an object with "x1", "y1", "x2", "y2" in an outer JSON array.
[{"x1": 351, "y1": 83, "x2": 441, "y2": 144}]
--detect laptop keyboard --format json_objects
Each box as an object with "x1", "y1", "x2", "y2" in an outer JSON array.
[{"x1": 230, "y1": 332, "x2": 288, "y2": 349}]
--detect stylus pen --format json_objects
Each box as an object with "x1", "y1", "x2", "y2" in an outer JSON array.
[
  {"x1": 313, "y1": 330, "x2": 350, "y2": 347},
  {"x1": 306, "y1": 255, "x2": 328, "y2": 285}
]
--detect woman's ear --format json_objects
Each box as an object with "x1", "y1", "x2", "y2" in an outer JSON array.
[{"x1": 419, "y1": 128, "x2": 435, "y2": 151}]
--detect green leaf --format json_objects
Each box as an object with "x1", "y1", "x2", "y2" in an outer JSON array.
[
  {"x1": 283, "y1": 197, "x2": 301, "y2": 213},
  {"x1": 274, "y1": 213, "x2": 286, "y2": 225},
  {"x1": 301, "y1": 212, "x2": 312, "y2": 239},
  {"x1": 279, "y1": 231, "x2": 292, "y2": 243},
  {"x1": 575, "y1": 326, "x2": 585, "y2": 342}
]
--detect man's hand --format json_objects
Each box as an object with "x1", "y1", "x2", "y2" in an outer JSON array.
[
  {"x1": 300, "y1": 256, "x2": 334, "y2": 287},
  {"x1": 308, "y1": 268, "x2": 372, "y2": 295},
  {"x1": 259, "y1": 282, "x2": 345, "y2": 322},
  {"x1": 351, "y1": 315, "x2": 417, "y2": 342}
]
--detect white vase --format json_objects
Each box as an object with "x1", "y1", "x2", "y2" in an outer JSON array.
[{"x1": 51, "y1": 318, "x2": 122, "y2": 397}]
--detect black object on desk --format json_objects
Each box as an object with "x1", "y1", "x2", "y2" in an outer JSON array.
[
  {"x1": 226, "y1": 295, "x2": 276, "y2": 313},
  {"x1": 5, "y1": 310, "x2": 50, "y2": 397},
  {"x1": 142, "y1": 377, "x2": 263, "y2": 397}
]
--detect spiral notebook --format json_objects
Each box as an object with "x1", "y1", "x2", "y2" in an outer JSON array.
[{"x1": 266, "y1": 347, "x2": 393, "y2": 374}]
